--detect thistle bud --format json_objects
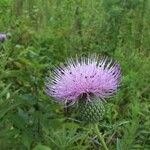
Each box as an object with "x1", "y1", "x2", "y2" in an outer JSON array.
[{"x1": 77, "y1": 97, "x2": 105, "y2": 123}]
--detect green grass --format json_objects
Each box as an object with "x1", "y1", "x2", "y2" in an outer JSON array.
[{"x1": 0, "y1": 0, "x2": 150, "y2": 149}]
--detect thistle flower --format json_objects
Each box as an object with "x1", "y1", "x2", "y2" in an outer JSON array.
[
  {"x1": 0, "y1": 33, "x2": 7, "y2": 42},
  {"x1": 45, "y1": 55, "x2": 119, "y2": 149},
  {"x1": 45, "y1": 55, "x2": 121, "y2": 104}
]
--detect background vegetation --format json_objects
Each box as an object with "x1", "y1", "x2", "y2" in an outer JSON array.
[{"x1": 0, "y1": 0, "x2": 149, "y2": 149}]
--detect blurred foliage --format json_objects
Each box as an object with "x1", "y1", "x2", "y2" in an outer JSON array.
[{"x1": 0, "y1": 0, "x2": 150, "y2": 149}]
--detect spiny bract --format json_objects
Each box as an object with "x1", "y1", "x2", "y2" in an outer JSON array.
[
  {"x1": 77, "y1": 97, "x2": 105, "y2": 123},
  {"x1": 45, "y1": 55, "x2": 121, "y2": 103}
]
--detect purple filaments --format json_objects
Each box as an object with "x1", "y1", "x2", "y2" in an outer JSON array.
[
  {"x1": 0, "y1": 33, "x2": 7, "y2": 42},
  {"x1": 45, "y1": 56, "x2": 121, "y2": 103}
]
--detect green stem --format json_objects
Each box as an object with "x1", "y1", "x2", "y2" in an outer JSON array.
[{"x1": 94, "y1": 124, "x2": 109, "y2": 150}]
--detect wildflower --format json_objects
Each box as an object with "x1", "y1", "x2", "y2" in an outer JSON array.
[
  {"x1": 45, "y1": 55, "x2": 120, "y2": 149},
  {"x1": 0, "y1": 33, "x2": 7, "y2": 42},
  {"x1": 45, "y1": 55, "x2": 121, "y2": 104}
]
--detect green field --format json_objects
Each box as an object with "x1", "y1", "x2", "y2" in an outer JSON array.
[{"x1": 0, "y1": 0, "x2": 150, "y2": 150}]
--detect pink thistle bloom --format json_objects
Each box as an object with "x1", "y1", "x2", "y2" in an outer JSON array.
[
  {"x1": 0, "y1": 33, "x2": 7, "y2": 42},
  {"x1": 45, "y1": 55, "x2": 121, "y2": 104}
]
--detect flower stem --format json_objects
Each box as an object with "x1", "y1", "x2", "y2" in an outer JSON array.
[{"x1": 94, "y1": 124, "x2": 109, "y2": 150}]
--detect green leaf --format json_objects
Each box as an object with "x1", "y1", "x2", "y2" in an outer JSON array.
[
  {"x1": 21, "y1": 131, "x2": 33, "y2": 150},
  {"x1": 33, "y1": 144, "x2": 51, "y2": 150},
  {"x1": 0, "y1": 100, "x2": 22, "y2": 119},
  {"x1": 116, "y1": 138, "x2": 121, "y2": 150},
  {"x1": 0, "y1": 94, "x2": 37, "y2": 119},
  {"x1": 0, "y1": 83, "x2": 11, "y2": 100}
]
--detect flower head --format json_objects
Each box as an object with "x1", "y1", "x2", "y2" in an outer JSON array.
[
  {"x1": 45, "y1": 55, "x2": 121, "y2": 103},
  {"x1": 0, "y1": 33, "x2": 7, "y2": 42}
]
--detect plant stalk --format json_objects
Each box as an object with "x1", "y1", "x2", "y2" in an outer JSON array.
[{"x1": 94, "y1": 124, "x2": 109, "y2": 150}]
